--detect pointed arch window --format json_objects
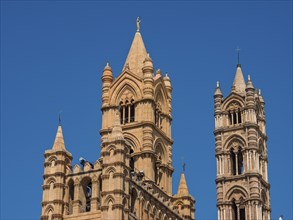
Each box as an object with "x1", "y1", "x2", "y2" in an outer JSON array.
[
  {"x1": 232, "y1": 199, "x2": 246, "y2": 220},
  {"x1": 230, "y1": 147, "x2": 244, "y2": 175},
  {"x1": 130, "y1": 148, "x2": 135, "y2": 172},
  {"x1": 80, "y1": 177, "x2": 92, "y2": 212},
  {"x1": 119, "y1": 99, "x2": 135, "y2": 124},
  {"x1": 155, "y1": 103, "x2": 163, "y2": 128},
  {"x1": 130, "y1": 188, "x2": 138, "y2": 214},
  {"x1": 229, "y1": 110, "x2": 242, "y2": 125},
  {"x1": 68, "y1": 180, "x2": 74, "y2": 214}
]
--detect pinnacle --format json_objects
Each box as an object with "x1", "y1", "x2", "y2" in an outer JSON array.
[
  {"x1": 176, "y1": 172, "x2": 190, "y2": 197},
  {"x1": 232, "y1": 65, "x2": 246, "y2": 95},
  {"x1": 123, "y1": 31, "x2": 148, "y2": 77},
  {"x1": 52, "y1": 125, "x2": 66, "y2": 150}
]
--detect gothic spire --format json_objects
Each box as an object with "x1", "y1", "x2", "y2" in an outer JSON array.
[
  {"x1": 176, "y1": 172, "x2": 190, "y2": 196},
  {"x1": 123, "y1": 19, "x2": 148, "y2": 77},
  {"x1": 52, "y1": 124, "x2": 66, "y2": 151},
  {"x1": 231, "y1": 64, "x2": 246, "y2": 95},
  {"x1": 214, "y1": 81, "x2": 223, "y2": 96}
]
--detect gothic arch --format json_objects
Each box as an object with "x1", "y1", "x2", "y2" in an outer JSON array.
[
  {"x1": 44, "y1": 204, "x2": 54, "y2": 216},
  {"x1": 224, "y1": 134, "x2": 246, "y2": 151},
  {"x1": 261, "y1": 189, "x2": 268, "y2": 206},
  {"x1": 154, "y1": 83, "x2": 168, "y2": 113},
  {"x1": 154, "y1": 141, "x2": 167, "y2": 164},
  {"x1": 107, "y1": 145, "x2": 116, "y2": 157},
  {"x1": 105, "y1": 195, "x2": 115, "y2": 205},
  {"x1": 124, "y1": 132, "x2": 140, "y2": 153},
  {"x1": 222, "y1": 94, "x2": 245, "y2": 110},
  {"x1": 46, "y1": 177, "x2": 56, "y2": 185},
  {"x1": 105, "y1": 166, "x2": 116, "y2": 174},
  {"x1": 226, "y1": 186, "x2": 248, "y2": 201},
  {"x1": 48, "y1": 156, "x2": 57, "y2": 165},
  {"x1": 110, "y1": 78, "x2": 142, "y2": 105},
  {"x1": 79, "y1": 176, "x2": 92, "y2": 212},
  {"x1": 258, "y1": 138, "x2": 266, "y2": 157}
]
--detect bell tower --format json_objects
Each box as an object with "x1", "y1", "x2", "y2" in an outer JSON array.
[
  {"x1": 214, "y1": 64, "x2": 271, "y2": 220},
  {"x1": 100, "y1": 18, "x2": 174, "y2": 194}
]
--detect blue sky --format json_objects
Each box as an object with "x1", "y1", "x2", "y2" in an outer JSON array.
[{"x1": 1, "y1": 1, "x2": 292, "y2": 219}]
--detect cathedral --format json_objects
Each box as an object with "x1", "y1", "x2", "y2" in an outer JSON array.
[{"x1": 41, "y1": 19, "x2": 271, "y2": 220}]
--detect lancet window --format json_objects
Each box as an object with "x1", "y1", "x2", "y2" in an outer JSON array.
[
  {"x1": 155, "y1": 103, "x2": 163, "y2": 128},
  {"x1": 154, "y1": 145, "x2": 163, "y2": 185},
  {"x1": 119, "y1": 99, "x2": 135, "y2": 124},
  {"x1": 227, "y1": 102, "x2": 242, "y2": 125},
  {"x1": 230, "y1": 147, "x2": 244, "y2": 175},
  {"x1": 68, "y1": 179, "x2": 74, "y2": 214},
  {"x1": 231, "y1": 199, "x2": 246, "y2": 220},
  {"x1": 80, "y1": 177, "x2": 92, "y2": 212},
  {"x1": 228, "y1": 110, "x2": 242, "y2": 125}
]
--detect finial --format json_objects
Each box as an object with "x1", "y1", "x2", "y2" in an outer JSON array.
[
  {"x1": 136, "y1": 17, "x2": 141, "y2": 32},
  {"x1": 216, "y1": 81, "x2": 220, "y2": 88},
  {"x1": 259, "y1": 89, "x2": 261, "y2": 95},
  {"x1": 236, "y1": 47, "x2": 241, "y2": 66},
  {"x1": 248, "y1": 74, "x2": 251, "y2": 81},
  {"x1": 165, "y1": 73, "x2": 168, "y2": 77},
  {"x1": 106, "y1": 61, "x2": 109, "y2": 67},
  {"x1": 58, "y1": 111, "x2": 62, "y2": 125},
  {"x1": 156, "y1": 69, "x2": 161, "y2": 75}
]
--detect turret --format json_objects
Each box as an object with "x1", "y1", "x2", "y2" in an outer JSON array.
[
  {"x1": 100, "y1": 112, "x2": 130, "y2": 220},
  {"x1": 173, "y1": 172, "x2": 195, "y2": 220},
  {"x1": 214, "y1": 81, "x2": 223, "y2": 114},
  {"x1": 101, "y1": 62, "x2": 113, "y2": 107},
  {"x1": 163, "y1": 73, "x2": 172, "y2": 114},
  {"x1": 142, "y1": 53, "x2": 154, "y2": 99},
  {"x1": 41, "y1": 122, "x2": 72, "y2": 220}
]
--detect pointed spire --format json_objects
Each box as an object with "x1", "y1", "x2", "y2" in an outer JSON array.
[
  {"x1": 176, "y1": 172, "x2": 190, "y2": 196},
  {"x1": 123, "y1": 21, "x2": 148, "y2": 77},
  {"x1": 232, "y1": 65, "x2": 246, "y2": 95},
  {"x1": 52, "y1": 124, "x2": 66, "y2": 150},
  {"x1": 246, "y1": 74, "x2": 254, "y2": 90},
  {"x1": 214, "y1": 81, "x2": 223, "y2": 96}
]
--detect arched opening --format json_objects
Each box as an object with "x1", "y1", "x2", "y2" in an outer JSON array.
[
  {"x1": 230, "y1": 147, "x2": 244, "y2": 175},
  {"x1": 80, "y1": 177, "x2": 92, "y2": 212},
  {"x1": 130, "y1": 99, "x2": 135, "y2": 122},
  {"x1": 68, "y1": 179, "x2": 74, "y2": 214},
  {"x1": 228, "y1": 109, "x2": 242, "y2": 125},
  {"x1": 232, "y1": 200, "x2": 238, "y2": 220},
  {"x1": 119, "y1": 99, "x2": 135, "y2": 125},
  {"x1": 47, "y1": 209, "x2": 53, "y2": 220},
  {"x1": 230, "y1": 149, "x2": 236, "y2": 175},
  {"x1": 119, "y1": 102, "x2": 124, "y2": 124},
  {"x1": 237, "y1": 148, "x2": 244, "y2": 175},
  {"x1": 98, "y1": 175, "x2": 102, "y2": 209},
  {"x1": 130, "y1": 148, "x2": 134, "y2": 172},
  {"x1": 154, "y1": 102, "x2": 163, "y2": 129},
  {"x1": 231, "y1": 199, "x2": 246, "y2": 220},
  {"x1": 125, "y1": 100, "x2": 129, "y2": 123},
  {"x1": 122, "y1": 198, "x2": 127, "y2": 220},
  {"x1": 154, "y1": 144, "x2": 164, "y2": 185},
  {"x1": 130, "y1": 188, "x2": 138, "y2": 214}
]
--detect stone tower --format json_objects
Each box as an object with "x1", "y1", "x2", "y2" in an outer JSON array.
[
  {"x1": 41, "y1": 19, "x2": 195, "y2": 220},
  {"x1": 214, "y1": 64, "x2": 271, "y2": 220},
  {"x1": 41, "y1": 123, "x2": 72, "y2": 220},
  {"x1": 100, "y1": 20, "x2": 174, "y2": 195}
]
